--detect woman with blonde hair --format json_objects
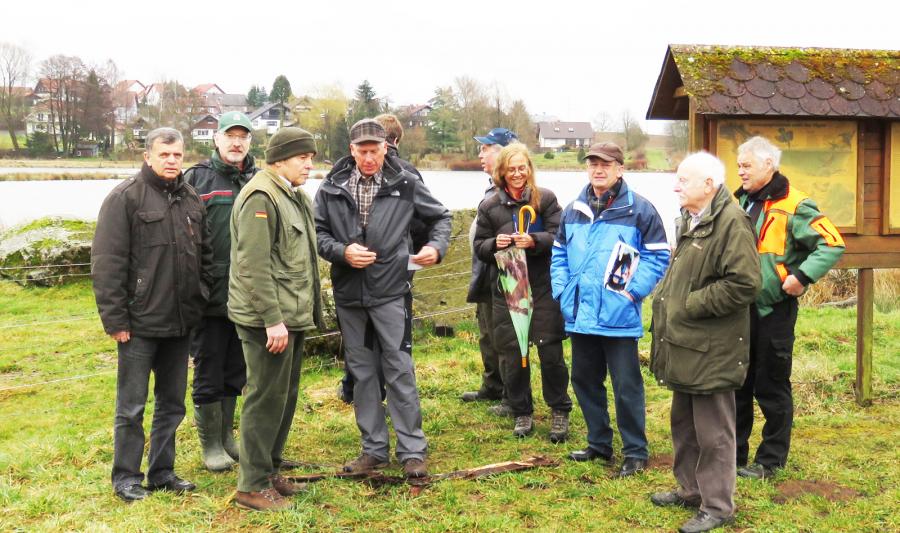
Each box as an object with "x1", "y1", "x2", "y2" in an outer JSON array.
[{"x1": 473, "y1": 143, "x2": 572, "y2": 441}]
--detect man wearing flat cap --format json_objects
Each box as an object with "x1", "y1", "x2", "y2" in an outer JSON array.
[
  {"x1": 228, "y1": 127, "x2": 323, "y2": 511},
  {"x1": 315, "y1": 118, "x2": 451, "y2": 479},
  {"x1": 550, "y1": 142, "x2": 670, "y2": 477}
]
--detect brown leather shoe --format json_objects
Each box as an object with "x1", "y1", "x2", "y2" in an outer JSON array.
[
  {"x1": 234, "y1": 487, "x2": 291, "y2": 511},
  {"x1": 268, "y1": 474, "x2": 307, "y2": 497},
  {"x1": 402, "y1": 457, "x2": 428, "y2": 478},
  {"x1": 342, "y1": 453, "x2": 388, "y2": 474}
]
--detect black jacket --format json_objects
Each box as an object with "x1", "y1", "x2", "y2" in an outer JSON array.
[
  {"x1": 473, "y1": 187, "x2": 566, "y2": 348},
  {"x1": 92, "y1": 163, "x2": 212, "y2": 337},
  {"x1": 314, "y1": 154, "x2": 451, "y2": 307},
  {"x1": 184, "y1": 151, "x2": 256, "y2": 316}
]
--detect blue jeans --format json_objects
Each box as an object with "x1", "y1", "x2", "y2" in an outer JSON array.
[
  {"x1": 111, "y1": 335, "x2": 189, "y2": 490},
  {"x1": 570, "y1": 333, "x2": 648, "y2": 459}
]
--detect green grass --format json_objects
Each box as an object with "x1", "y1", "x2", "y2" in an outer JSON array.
[
  {"x1": 1, "y1": 266, "x2": 899, "y2": 530},
  {"x1": 0, "y1": 133, "x2": 26, "y2": 150}
]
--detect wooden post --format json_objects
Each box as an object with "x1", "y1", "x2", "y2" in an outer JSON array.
[{"x1": 855, "y1": 268, "x2": 874, "y2": 406}]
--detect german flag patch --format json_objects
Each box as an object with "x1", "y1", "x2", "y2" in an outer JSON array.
[{"x1": 254, "y1": 211, "x2": 268, "y2": 219}]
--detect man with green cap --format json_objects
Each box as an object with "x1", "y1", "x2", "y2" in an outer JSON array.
[
  {"x1": 228, "y1": 127, "x2": 322, "y2": 511},
  {"x1": 184, "y1": 111, "x2": 256, "y2": 472}
]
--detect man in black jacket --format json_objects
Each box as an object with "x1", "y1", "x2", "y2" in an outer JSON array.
[
  {"x1": 184, "y1": 112, "x2": 256, "y2": 472},
  {"x1": 315, "y1": 119, "x2": 451, "y2": 479},
  {"x1": 92, "y1": 128, "x2": 212, "y2": 502}
]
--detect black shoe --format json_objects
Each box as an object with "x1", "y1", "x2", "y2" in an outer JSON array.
[
  {"x1": 650, "y1": 490, "x2": 701, "y2": 508},
  {"x1": 147, "y1": 476, "x2": 196, "y2": 493},
  {"x1": 461, "y1": 390, "x2": 501, "y2": 402},
  {"x1": 277, "y1": 458, "x2": 304, "y2": 471},
  {"x1": 737, "y1": 462, "x2": 775, "y2": 479},
  {"x1": 617, "y1": 457, "x2": 648, "y2": 478},
  {"x1": 678, "y1": 510, "x2": 734, "y2": 533},
  {"x1": 115, "y1": 483, "x2": 150, "y2": 502},
  {"x1": 567, "y1": 447, "x2": 613, "y2": 463}
]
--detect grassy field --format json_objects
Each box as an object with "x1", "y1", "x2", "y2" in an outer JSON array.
[{"x1": 1, "y1": 258, "x2": 898, "y2": 530}]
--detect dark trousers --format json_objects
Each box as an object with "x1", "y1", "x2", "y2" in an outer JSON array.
[
  {"x1": 340, "y1": 291, "x2": 412, "y2": 401},
  {"x1": 672, "y1": 390, "x2": 736, "y2": 519},
  {"x1": 500, "y1": 339, "x2": 572, "y2": 417},
  {"x1": 736, "y1": 298, "x2": 797, "y2": 468},
  {"x1": 236, "y1": 325, "x2": 304, "y2": 492},
  {"x1": 190, "y1": 316, "x2": 246, "y2": 405},
  {"x1": 570, "y1": 333, "x2": 648, "y2": 459},
  {"x1": 476, "y1": 301, "x2": 504, "y2": 399},
  {"x1": 111, "y1": 335, "x2": 189, "y2": 490}
]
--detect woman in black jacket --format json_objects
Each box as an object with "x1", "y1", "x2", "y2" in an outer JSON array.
[{"x1": 473, "y1": 143, "x2": 572, "y2": 441}]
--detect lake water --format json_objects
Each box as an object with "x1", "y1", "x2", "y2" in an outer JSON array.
[{"x1": 0, "y1": 170, "x2": 679, "y2": 241}]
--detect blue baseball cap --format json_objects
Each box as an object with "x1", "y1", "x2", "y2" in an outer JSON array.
[{"x1": 474, "y1": 127, "x2": 518, "y2": 147}]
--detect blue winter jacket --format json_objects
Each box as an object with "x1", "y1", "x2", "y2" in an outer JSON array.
[{"x1": 550, "y1": 181, "x2": 670, "y2": 337}]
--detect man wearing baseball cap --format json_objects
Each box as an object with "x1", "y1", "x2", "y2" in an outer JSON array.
[
  {"x1": 228, "y1": 127, "x2": 323, "y2": 511},
  {"x1": 315, "y1": 118, "x2": 451, "y2": 479},
  {"x1": 461, "y1": 128, "x2": 517, "y2": 414},
  {"x1": 184, "y1": 112, "x2": 258, "y2": 472},
  {"x1": 550, "y1": 142, "x2": 670, "y2": 477}
]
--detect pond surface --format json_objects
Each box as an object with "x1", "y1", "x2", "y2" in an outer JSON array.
[{"x1": 0, "y1": 170, "x2": 679, "y2": 241}]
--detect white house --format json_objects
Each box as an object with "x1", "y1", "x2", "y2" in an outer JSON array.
[
  {"x1": 249, "y1": 102, "x2": 290, "y2": 134},
  {"x1": 191, "y1": 114, "x2": 219, "y2": 145},
  {"x1": 537, "y1": 121, "x2": 593, "y2": 150}
]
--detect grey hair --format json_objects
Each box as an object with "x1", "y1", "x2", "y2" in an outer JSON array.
[
  {"x1": 678, "y1": 151, "x2": 725, "y2": 187},
  {"x1": 738, "y1": 136, "x2": 781, "y2": 169},
  {"x1": 145, "y1": 127, "x2": 183, "y2": 151}
]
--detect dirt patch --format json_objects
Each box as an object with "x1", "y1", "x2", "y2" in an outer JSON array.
[
  {"x1": 773, "y1": 479, "x2": 861, "y2": 504},
  {"x1": 648, "y1": 454, "x2": 674, "y2": 470}
]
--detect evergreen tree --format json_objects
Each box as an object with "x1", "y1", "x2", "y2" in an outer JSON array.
[
  {"x1": 246, "y1": 85, "x2": 267, "y2": 108},
  {"x1": 349, "y1": 80, "x2": 381, "y2": 123},
  {"x1": 269, "y1": 75, "x2": 292, "y2": 121}
]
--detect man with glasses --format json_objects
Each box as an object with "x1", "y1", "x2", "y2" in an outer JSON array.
[{"x1": 185, "y1": 112, "x2": 264, "y2": 472}]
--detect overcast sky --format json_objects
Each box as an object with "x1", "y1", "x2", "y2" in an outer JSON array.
[{"x1": 4, "y1": 0, "x2": 897, "y2": 134}]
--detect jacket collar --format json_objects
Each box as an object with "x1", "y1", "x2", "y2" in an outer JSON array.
[
  {"x1": 681, "y1": 184, "x2": 732, "y2": 239},
  {"x1": 210, "y1": 150, "x2": 256, "y2": 185},
  {"x1": 572, "y1": 180, "x2": 633, "y2": 221},
  {"x1": 733, "y1": 171, "x2": 789, "y2": 202},
  {"x1": 323, "y1": 153, "x2": 415, "y2": 191},
  {"x1": 141, "y1": 162, "x2": 183, "y2": 194}
]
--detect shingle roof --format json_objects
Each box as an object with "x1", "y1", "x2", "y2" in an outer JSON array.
[
  {"x1": 647, "y1": 44, "x2": 900, "y2": 120},
  {"x1": 537, "y1": 121, "x2": 593, "y2": 140}
]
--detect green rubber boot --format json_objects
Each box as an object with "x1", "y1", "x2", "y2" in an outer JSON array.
[
  {"x1": 194, "y1": 402, "x2": 235, "y2": 472},
  {"x1": 221, "y1": 397, "x2": 240, "y2": 461}
]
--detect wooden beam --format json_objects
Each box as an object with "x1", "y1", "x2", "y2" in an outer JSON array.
[
  {"x1": 674, "y1": 86, "x2": 687, "y2": 98},
  {"x1": 855, "y1": 268, "x2": 874, "y2": 406}
]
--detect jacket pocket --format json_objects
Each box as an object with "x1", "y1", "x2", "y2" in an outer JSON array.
[
  {"x1": 598, "y1": 290, "x2": 640, "y2": 329},
  {"x1": 137, "y1": 210, "x2": 168, "y2": 247},
  {"x1": 768, "y1": 336, "x2": 794, "y2": 381},
  {"x1": 662, "y1": 323, "x2": 710, "y2": 387},
  {"x1": 559, "y1": 281, "x2": 579, "y2": 323},
  {"x1": 186, "y1": 209, "x2": 203, "y2": 244}
]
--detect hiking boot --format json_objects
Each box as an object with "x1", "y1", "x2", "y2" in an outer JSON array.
[
  {"x1": 234, "y1": 487, "x2": 291, "y2": 512},
  {"x1": 617, "y1": 457, "x2": 648, "y2": 478},
  {"x1": 268, "y1": 474, "x2": 306, "y2": 497},
  {"x1": 737, "y1": 462, "x2": 775, "y2": 480},
  {"x1": 513, "y1": 415, "x2": 534, "y2": 437},
  {"x1": 402, "y1": 458, "x2": 428, "y2": 478},
  {"x1": 342, "y1": 453, "x2": 389, "y2": 474},
  {"x1": 548, "y1": 410, "x2": 569, "y2": 443},
  {"x1": 651, "y1": 490, "x2": 701, "y2": 508},
  {"x1": 678, "y1": 510, "x2": 734, "y2": 533},
  {"x1": 221, "y1": 397, "x2": 240, "y2": 461},
  {"x1": 488, "y1": 402, "x2": 513, "y2": 417},
  {"x1": 195, "y1": 402, "x2": 235, "y2": 472}
]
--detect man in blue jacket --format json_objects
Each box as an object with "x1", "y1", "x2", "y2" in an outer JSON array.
[{"x1": 550, "y1": 142, "x2": 670, "y2": 477}]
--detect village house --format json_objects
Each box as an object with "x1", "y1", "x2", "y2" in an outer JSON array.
[
  {"x1": 190, "y1": 114, "x2": 218, "y2": 145},
  {"x1": 537, "y1": 121, "x2": 593, "y2": 150},
  {"x1": 249, "y1": 102, "x2": 291, "y2": 134}
]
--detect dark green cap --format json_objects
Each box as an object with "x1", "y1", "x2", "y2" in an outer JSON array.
[
  {"x1": 265, "y1": 127, "x2": 317, "y2": 164},
  {"x1": 217, "y1": 111, "x2": 253, "y2": 133}
]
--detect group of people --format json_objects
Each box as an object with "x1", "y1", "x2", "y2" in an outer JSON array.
[{"x1": 90, "y1": 110, "x2": 845, "y2": 529}]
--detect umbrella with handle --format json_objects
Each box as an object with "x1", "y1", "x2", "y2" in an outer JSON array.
[{"x1": 494, "y1": 205, "x2": 536, "y2": 368}]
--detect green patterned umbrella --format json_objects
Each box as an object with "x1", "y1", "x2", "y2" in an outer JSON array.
[{"x1": 493, "y1": 205, "x2": 536, "y2": 368}]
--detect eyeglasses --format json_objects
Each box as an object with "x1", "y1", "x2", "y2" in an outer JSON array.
[{"x1": 223, "y1": 133, "x2": 251, "y2": 142}]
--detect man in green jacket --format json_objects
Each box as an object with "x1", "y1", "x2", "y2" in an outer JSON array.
[
  {"x1": 228, "y1": 127, "x2": 322, "y2": 511},
  {"x1": 184, "y1": 112, "x2": 257, "y2": 472},
  {"x1": 734, "y1": 136, "x2": 845, "y2": 479},
  {"x1": 650, "y1": 152, "x2": 760, "y2": 533}
]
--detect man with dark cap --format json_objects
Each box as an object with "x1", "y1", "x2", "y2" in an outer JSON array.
[
  {"x1": 228, "y1": 127, "x2": 322, "y2": 511},
  {"x1": 315, "y1": 119, "x2": 451, "y2": 479},
  {"x1": 461, "y1": 128, "x2": 518, "y2": 414},
  {"x1": 184, "y1": 111, "x2": 256, "y2": 472},
  {"x1": 550, "y1": 142, "x2": 670, "y2": 477}
]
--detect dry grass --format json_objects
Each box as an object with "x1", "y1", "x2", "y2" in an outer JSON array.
[{"x1": 803, "y1": 269, "x2": 900, "y2": 312}]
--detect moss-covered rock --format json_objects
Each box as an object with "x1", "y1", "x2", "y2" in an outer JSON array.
[{"x1": 0, "y1": 217, "x2": 95, "y2": 287}]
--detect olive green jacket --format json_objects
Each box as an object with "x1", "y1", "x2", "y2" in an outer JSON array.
[
  {"x1": 650, "y1": 185, "x2": 761, "y2": 394},
  {"x1": 227, "y1": 168, "x2": 322, "y2": 331}
]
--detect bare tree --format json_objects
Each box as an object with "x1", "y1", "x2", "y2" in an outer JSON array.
[
  {"x1": 592, "y1": 111, "x2": 615, "y2": 133},
  {"x1": 454, "y1": 76, "x2": 490, "y2": 156},
  {"x1": 0, "y1": 42, "x2": 31, "y2": 152},
  {"x1": 506, "y1": 99, "x2": 536, "y2": 148},
  {"x1": 40, "y1": 54, "x2": 86, "y2": 154},
  {"x1": 621, "y1": 110, "x2": 648, "y2": 152}
]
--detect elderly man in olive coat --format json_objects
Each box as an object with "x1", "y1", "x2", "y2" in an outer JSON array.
[{"x1": 650, "y1": 152, "x2": 760, "y2": 533}]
